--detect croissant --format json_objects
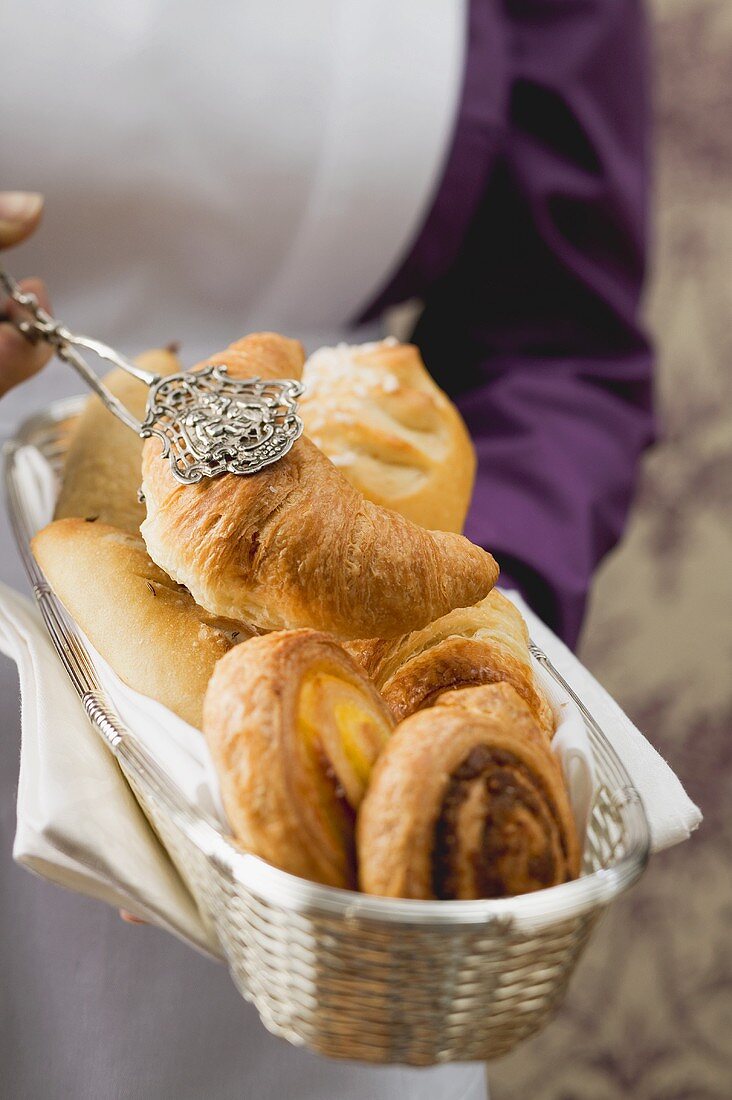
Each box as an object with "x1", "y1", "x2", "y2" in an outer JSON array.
[
  {"x1": 55, "y1": 346, "x2": 181, "y2": 535},
  {"x1": 140, "y1": 333, "x2": 498, "y2": 640},
  {"x1": 203, "y1": 630, "x2": 394, "y2": 888},
  {"x1": 345, "y1": 589, "x2": 553, "y2": 733},
  {"x1": 299, "y1": 340, "x2": 476, "y2": 532},
  {"x1": 357, "y1": 684, "x2": 580, "y2": 900},
  {"x1": 31, "y1": 517, "x2": 246, "y2": 728}
]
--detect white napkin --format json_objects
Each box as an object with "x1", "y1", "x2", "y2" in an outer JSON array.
[
  {"x1": 516, "y1": 595, "x2": 702, "y2": 850},
  {"x1": 0, "y1": 582, "x2": 218, "y2": 954}
]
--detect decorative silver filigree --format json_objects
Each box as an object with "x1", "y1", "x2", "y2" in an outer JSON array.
[
  {"x1": 140, "y1": 367, "x2": 304, "y2": 484},
  {"x1": 1, "y1": 264, "x2": 304, "y2": 484}
]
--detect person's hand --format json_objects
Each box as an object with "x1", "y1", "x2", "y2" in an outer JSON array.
[{"x1": 0, "y1": 192, "x2": 53, "y2": 399}]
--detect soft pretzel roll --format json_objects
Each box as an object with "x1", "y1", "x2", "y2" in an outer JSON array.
[
  {"x1": 55, "y1": 347, "x2": 181, "y2": 535},
  {"x1": 141, "y1": 333, "x2": 498, "y2": 640},
  {"x1": 31, "y1": 518, "x2": 246, "y2": 728},
  {"x1": 203, "y1": 630, "x2": 394, "y2": 889},
  {"x1": 357, "y1": 685, "x2": 580, "y2": 900},
  {"x1": 345, "y1": 589, "x2": 553, "y2": 733},
  {"x1": 300, "y1": 340, "x2": 476, "y2": 532}
]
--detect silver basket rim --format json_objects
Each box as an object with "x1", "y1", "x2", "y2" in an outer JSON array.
[{"x1": 4, "y1": 396, "x2": 651, "y2": 936}]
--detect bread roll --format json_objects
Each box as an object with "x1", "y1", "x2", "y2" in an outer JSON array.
[
  {"x1": 345, "y1": 589, "x2": 553, "y2": 733},
  {"x1": 357, "y1": 684, "x2": 580, "y2": 900},
  {"x1": 204, "y1": 630, "x2": 394, "y2": 888},
  {"x1": 31, "y1": 518, "x2": 247, "y2": 728},
  {"x1": 55, "y1": 346, "x2": 181, "y2": 535},
  {"x1": 140, "y1": 333, "x2": 498, "y2": 640},
  {"x1": 300, "y1": 339, "x2": 476, "y2": 532}
]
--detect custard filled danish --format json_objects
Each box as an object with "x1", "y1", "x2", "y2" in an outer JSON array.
[
  {"x1": 204, "y1": 630, "x2": 394, "y2": 889},
  {"x1": 346, "y1": 589, "x2": 553, "y2": 733},
  {"x1": 357, "y1": 684, "x2": 579, "y2": 900}
]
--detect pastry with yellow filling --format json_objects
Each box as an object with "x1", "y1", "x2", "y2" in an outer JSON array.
[{"x1": 203, "y1": 630, "x2": 394, "y2": 888}]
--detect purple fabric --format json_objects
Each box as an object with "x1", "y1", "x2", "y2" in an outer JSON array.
[{"x1": 361, "y1": 1, "x2": 654, "y2": 648}]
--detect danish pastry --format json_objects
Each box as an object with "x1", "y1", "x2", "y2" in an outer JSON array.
[
  {"x1": 203, "y1": 630, "x2": 394, "y2": 888},
  {"x1": 357, "y1": 684, "x2": 579, "y2": 900}
]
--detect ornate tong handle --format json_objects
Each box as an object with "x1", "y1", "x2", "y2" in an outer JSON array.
[
  {"x1": 0, "y1": 266, "x2": 304, "y2": 484},
  {"x1": 0, "y1": 266, "x2": 151, "y2": 433}
]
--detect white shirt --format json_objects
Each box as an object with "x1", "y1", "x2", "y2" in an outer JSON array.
[{"x1": 1, "y1": 1, "x2": 488, "y2": 1097}]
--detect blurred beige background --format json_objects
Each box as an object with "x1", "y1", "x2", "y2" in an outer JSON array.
[{"x1": 490, "y1": 1, "x2": 732, "y2": 1096}]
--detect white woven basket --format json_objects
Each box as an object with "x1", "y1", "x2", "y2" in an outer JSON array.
[{"x1": 4, "y1": 398, "x2": 650, "y2": 1066}]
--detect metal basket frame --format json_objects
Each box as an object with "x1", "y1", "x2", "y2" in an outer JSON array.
[{"x1": 3, "y1": 397, "x2": 650, "y2": 1065}]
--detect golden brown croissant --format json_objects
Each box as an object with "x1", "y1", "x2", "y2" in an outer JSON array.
[
  {"x1": 345, "y1": 589, "x2": 553, "y2": 733},
  {"x1": 203, "y1": 630, "x2": 394, "y2": 888},
  {"x1": 357, "y1": 684, "x2": 580, "y2": 900},
  {"x1": 55, "y1": 346, "x2": 181, "y2": 535},
  {"x1": 31, "y1": 517, "x2": 246, "y2": 728},
  {"x1": 299, "y1": 340, "x2": 476, "y2": 532},
  {"x1": 140, "y1": 333, "x2": 498, "y2": 640}
]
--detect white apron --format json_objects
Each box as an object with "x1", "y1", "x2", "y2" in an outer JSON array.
[{"x1": 1, "y1": 2, "x2": 487, "y2": 1097}]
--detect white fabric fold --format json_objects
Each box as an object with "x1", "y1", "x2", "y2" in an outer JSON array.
[
  {"x1": 0, "y1": 583, "x2": 217, "y2": 953},
  {"x1": 515, "y1": 595, "x2": 702, "y2": 851}
]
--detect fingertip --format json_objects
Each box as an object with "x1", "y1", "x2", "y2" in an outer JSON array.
[{"x1": 0, "y1": 192, "x2": 44, "y2": 248}]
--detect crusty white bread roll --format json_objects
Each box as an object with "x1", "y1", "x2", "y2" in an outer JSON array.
[
  {"x1": 300, "y1": 339, "x2": 476, "y2": 533},
  {"x1": 54, "y1": 347, "x2": 181, "y2": 535},
  {"x1": 31, "y1": 518, "x2": 249, "y2": 728}
]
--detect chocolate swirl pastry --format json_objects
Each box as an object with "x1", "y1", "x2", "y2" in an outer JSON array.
[
  {"x1": 204, "y1": 630, "x2": 394, "y2": 889},
  {"x1": 345, "y1": 589, "x2": 553, "y2": 734},
  {"x1": 357, "y1": 684, "x2": 579, "y2": 900}
]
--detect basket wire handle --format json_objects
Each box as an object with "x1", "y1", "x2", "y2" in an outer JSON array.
[{"x1": 0, "y1": 265, "x2": 304, "y2": 484}]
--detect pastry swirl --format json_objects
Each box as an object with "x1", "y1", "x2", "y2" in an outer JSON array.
[
  {"x1": 346, "y1": 589, "x2": 553, "y2": 733},
  {"x1": 203, "y1": 630, "x2": 394, "y2": 889},
  {"x1": 140, "y1": 333, "x2": 498, "y2": 640},
  {"x1": 357, "y1": 684, "x2": 579, "y2": 900}
]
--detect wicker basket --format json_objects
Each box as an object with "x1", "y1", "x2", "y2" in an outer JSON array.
[{"x1": 4, "y1": 398, "x2": 650, "y2": 1066}]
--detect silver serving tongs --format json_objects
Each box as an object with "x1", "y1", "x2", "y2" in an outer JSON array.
[{"x1": 0, "y1": 267, "x2": 303, "y2": 484}]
